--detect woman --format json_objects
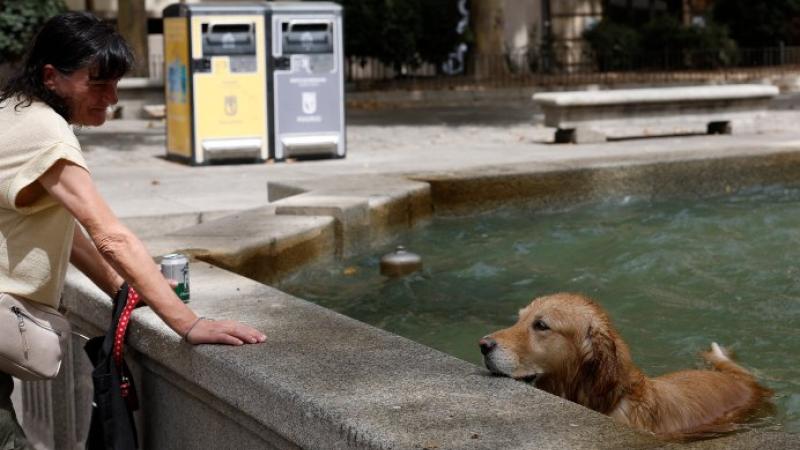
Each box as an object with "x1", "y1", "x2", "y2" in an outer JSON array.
[{"x1": 0, "y1": 12, "x2": 266, "y2": 448}]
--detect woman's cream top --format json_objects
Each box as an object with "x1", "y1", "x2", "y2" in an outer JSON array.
[{"x1": 0, "y1": 100, "x2": 88, "y2": 307}]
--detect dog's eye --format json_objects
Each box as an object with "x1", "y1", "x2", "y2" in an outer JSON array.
[{"x1": 533, "y1": 319, "x2": 550, "y2": 331}]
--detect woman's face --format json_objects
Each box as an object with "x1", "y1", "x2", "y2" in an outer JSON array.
[{"x1": 42, "y1": 65, "x2": 120, "y2": 126}]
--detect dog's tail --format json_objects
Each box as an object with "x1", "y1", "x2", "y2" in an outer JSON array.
[{"x1": 703, "y1": 342, "x2": 756, "y2": 378}]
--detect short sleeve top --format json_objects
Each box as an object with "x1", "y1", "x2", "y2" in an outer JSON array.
[{"x1": 0, "y1": 99, "x2": 88, "y2": 307}]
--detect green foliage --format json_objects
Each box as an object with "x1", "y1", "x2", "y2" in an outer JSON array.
[
  {"x1": 639, "y1": 15, "x2": 684, "y2": 54},
  {"x1": 331, "y1": 0, "x2": 463, "y2": 70},
  {"x1": 379, "y1": 0, "x2": 423, "y2": 69},
  {"x1": 713, "y1": 0, "x2": 800, "y2": 46},
  {"x1": 0, "y1": 0, "x2": 66, "y2": 63},
  {"x1": 584, "y1": 15, "x2": 738, "y2": 71},
  {"x1": 679, "y1": 22, "x2": 739, "y2": 68},
  {"x1": 338, "y1": 0, "x2": 383, "y2": 59},
  {"x1": 582, "y1": 21, "x2": 641, "y2": 71},
  {"x1": 417, "y1": 0, "x2": 464, "y2": 65}
]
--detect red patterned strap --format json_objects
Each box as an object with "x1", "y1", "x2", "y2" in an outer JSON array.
[{"x1": 113, "y1": 287, "x2": 140, "y2": 368}]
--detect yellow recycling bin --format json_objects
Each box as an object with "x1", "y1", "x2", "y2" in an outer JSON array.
[{"x1": 163, "y1": 3, "x2": 269, "y2": 165}]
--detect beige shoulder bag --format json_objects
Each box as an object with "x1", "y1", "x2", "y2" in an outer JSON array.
[{"x1": 0, "y1": 293, "x2": 71, "y2": 380}]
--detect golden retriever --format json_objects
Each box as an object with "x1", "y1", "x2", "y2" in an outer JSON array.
[{"x1": 479, "y1": 293, "x2": 771, "y2": 440}]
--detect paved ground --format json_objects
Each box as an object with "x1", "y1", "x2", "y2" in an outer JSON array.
[{"x1": 77, "y1": 96, "x2": 800, "y2": 228}]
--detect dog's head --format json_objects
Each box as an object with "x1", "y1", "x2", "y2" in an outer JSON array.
[{"x1": 479, "y1": 292, "x2": 630, "y2": 412}]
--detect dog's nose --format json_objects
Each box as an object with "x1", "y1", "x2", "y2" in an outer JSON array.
[{"x1": 479, "y1": 337, "x2": 497, "y2": 355}]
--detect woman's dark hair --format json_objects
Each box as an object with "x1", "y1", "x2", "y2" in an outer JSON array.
[{"x1": 0, "y1": 11, "x2": 135, "y2": 120}]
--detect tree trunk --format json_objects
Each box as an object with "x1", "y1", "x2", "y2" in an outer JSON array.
[
  {"x1": 682, "y1": 0, "x2": 691, "y2": 26},
  {"x1": 117, "y1": 0, "x2": 149, "y2": 77},
  {"x1": 470, "y1": 0, "x2": 505, "y2": 79}
]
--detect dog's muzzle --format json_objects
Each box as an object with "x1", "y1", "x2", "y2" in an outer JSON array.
[
  {"x1": 517, "y1": 374, "x2": 538, "y2": 383},
  {"x1": 479, "y1": 336, "x2": 538, "y2": 382},
  {"x1": 479, "y1": 337, "x2": 505, "y2": 375},
  {"x1": 479, "y1": 337, "x2": 497, "y2": 356}
]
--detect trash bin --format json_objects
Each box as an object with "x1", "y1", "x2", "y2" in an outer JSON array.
[
  {"x1": 265, "y1": 2, "x2": 346, "y2": 161},
  {"x1": 163, "y1": 3, "x2": 269, "y2": 165}
]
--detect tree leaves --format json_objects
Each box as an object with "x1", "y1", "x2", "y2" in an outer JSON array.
[
  {"x1": 333, "y1": 0, "x2": 463, "y2": 70},
  {"x1": 0, "y1": 0, "x2": 66, "y2": 63},
  {"x1": 713, "y1": 0, "x2": 800, "y2": 47}
]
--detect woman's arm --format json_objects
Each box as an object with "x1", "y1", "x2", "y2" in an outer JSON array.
[
  {"x1": 39, "y1": 159, "x2": 266, "y2": 345},
  {"x1": 71, "y1": 225, "x2": 175, "y2": 299},
  {"x1": 70, "y1": 223, "x2": 124, "y2": 297}
]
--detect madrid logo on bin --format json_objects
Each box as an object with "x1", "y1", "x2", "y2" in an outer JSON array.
[
  {"x1": 301, "y1": 32, "x2": 314, "y2": 52},
  {"x1": 224, "y1": 95, "x2": 238, "y2": 116},
  {"x1": 302, "y1": 92, "x2": 317, "y2": 115}
]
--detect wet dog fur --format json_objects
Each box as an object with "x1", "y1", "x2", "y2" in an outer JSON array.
[{"x1": 479, "y1": 293, "x2": 771, "y2": 440}]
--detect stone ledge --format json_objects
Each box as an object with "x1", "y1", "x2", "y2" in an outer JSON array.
[
  {"x1": 267, "y1": 174, "x2": 433, "y2": 244},
  {"x1": 136, "y1": 176, "x2": 432, "y2": 285},
  {"x1": 145, "y1": 208, "x2": 336, "y2": 284},
  {"x1": 417, "y1": 149, "x2": 800, "y2": 215},
  {"x1": 273, "y1": 194, "x2": 370, "y2": 257},
  {"x1": 62, "y1": 264, "x2": 662, "y2": 449},
  {"x1": 121, "y1": 209, "x2": 237, "y2": 239}
]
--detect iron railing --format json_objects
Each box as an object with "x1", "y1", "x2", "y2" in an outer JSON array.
[{"x1": 345, "y1": 46, "x2": 800, "y2": 91}]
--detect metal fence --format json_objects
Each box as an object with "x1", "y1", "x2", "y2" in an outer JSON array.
[{"x1": 345, "y1": 46, "x2": 800, "y2": 91}]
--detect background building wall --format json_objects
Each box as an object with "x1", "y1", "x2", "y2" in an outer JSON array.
[
  {"x1": 503, "y1": 0, "x2": 541, "y2": 54},
  {"x1": 550, "y1": 0, "x2": 603, "y2": 71}
]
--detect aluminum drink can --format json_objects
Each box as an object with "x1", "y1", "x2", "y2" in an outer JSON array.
[{"x1": 160, "y1": 253, "x2": 190, "y2": 302}]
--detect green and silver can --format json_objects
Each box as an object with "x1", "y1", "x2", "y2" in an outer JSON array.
[{"x1": 161, "y1": 253, "x2": 190, "y2": 302}]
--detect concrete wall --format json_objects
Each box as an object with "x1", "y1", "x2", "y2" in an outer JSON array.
[{"x1": 550, "y1": 0, "x2": 603, "y2": 70}]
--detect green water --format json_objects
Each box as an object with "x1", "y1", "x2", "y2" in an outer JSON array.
[{"x1": 279, "y1": 185, "x2": 800, "y2": 433}]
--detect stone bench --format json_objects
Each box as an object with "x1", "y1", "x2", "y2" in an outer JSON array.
[{"x1": 533, "y1": 84, "x2": 779, "y2": 144}]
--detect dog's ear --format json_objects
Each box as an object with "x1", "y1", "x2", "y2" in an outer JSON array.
[{"x1": 578, "y1": 325, "x2": 624, "y2": 414}]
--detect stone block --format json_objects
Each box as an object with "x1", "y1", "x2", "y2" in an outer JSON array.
[
  {"x1": 146, "y1": 207, "x2": 336, "y2": 283},
  {"x1": 268, "y1": 175, "x2": 433, "y2": 248},
  {"x1": 273, "y1": 194, "x2": 370, "y2": 257},
  {"x1": 555, "y1": 127, "x2": 607, "y2": 144}
]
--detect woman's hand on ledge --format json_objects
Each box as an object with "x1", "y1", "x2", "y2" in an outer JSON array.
[{"x1": 186, "y1": 318, "x2": 267, "y2": 346}]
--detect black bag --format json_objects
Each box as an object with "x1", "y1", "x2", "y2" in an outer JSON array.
[{"x1": 84, "y1": 283, "x2": 140, "y2": 450}]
